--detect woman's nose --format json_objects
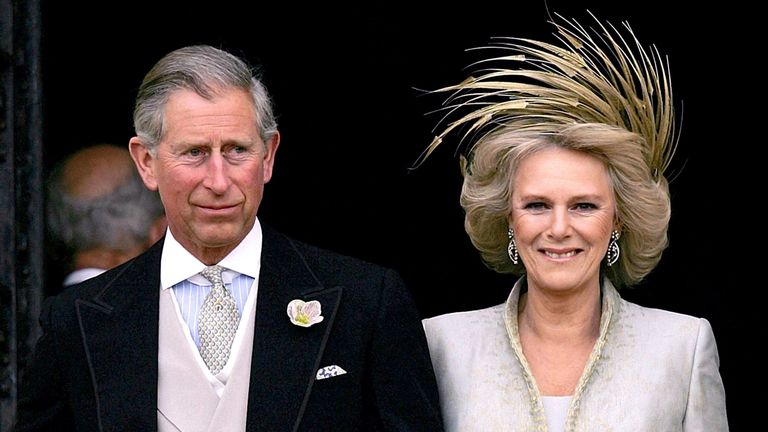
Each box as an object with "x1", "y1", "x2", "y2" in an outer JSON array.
[{"x1": 547, "y1": 207, "x2": 572, "y2": 239}]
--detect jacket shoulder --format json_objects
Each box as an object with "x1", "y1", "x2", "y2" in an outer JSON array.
[
  {"x1": 266, "y1": 225, "x2": 396, "y2": 281},
  {"x1": 42, "y1": 239, "x2": 162, "y2": 325},
  {"x1": 619, "y1": 299, "x2": 707, "y2": 336}
]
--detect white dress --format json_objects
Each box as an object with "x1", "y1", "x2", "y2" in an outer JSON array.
[{"x1": 423, "y1": 277, "x2": 728, "y2": 431}]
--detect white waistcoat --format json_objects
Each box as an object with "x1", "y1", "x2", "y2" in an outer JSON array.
[{"x1": 157, "y1": 287, "x2": 256, "y2": 432}]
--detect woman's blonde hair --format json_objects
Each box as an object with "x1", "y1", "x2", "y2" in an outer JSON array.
[
  {"x1": 462, "y1": 123, "x2": 670, "y2": 287},
  {"x1": 421, "y1": 14, "x2": 677, "y2": 287}
]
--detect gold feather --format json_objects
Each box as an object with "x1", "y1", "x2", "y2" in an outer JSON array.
[{"x1": 418, "y1": 13, "x2": 677, "y2": 178}]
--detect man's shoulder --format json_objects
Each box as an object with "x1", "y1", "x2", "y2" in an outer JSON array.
[
  {"x1": 264, "y1": 225, "x2": 400, "y2": 292},
  {"x1": 40, "y1": 273, "x2": 113, "y2": 327},
  {"x1": 292, "y1": 237, "x2": 382, "y2": 268},
  {"x1": 265, "y1": 225, "x2": 391, "y2": 271},
  {"x1": 46, "y1": 240, "x2": 162, "y2": 309}
]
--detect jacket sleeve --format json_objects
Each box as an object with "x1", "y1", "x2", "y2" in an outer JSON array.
[
  {"x1": 368, "y1": 269, "x2": 444, "y2": 431},
  {"x1": 14, "y1": 297, "x2": 77, "y2": 431},
  {"x1": 683, "y1": 318, "x2": 729, "y2": 431}
]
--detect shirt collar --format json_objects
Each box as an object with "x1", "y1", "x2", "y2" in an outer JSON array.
[
  {"x1": 160, "y1": 218, "x2": 263, "y2": 290},
  {"x1": 63, "y1": 267, "x2": 107, "y2": 286}
]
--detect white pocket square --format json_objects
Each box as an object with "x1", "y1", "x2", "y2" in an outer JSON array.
[{"x1": 316, "y1": 365, "x2": 347, "y2": 380}]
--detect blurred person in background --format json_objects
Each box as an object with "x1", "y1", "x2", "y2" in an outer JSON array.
[{"x1": 47, "y1": 144, "x2": 166, "y2": 287}]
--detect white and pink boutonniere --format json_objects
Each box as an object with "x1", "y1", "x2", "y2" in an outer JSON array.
[{"x1": 287, "y1": 299, "x2": 324, "y2": 327}]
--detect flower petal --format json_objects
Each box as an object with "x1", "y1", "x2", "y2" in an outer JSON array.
[
  {"x1": 302, "y1": 300, "x2": 322, "y2": 318},
  {"x1": 287, "y1": 299, "x2": 324, "y2": 327},
  {"x1": 287, "y1": 299, "x2": 305, "y2": 318}
]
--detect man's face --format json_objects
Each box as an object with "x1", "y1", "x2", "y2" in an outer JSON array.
[{"x1": 130, "y1": 87, "x2": 279, "y2": 263}]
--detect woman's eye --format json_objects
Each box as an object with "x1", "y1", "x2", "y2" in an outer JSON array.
[
  {"x1": 574, "y1": 203, "x2": 597, "y2": 211},
  {"x1": 524, "y1": 202, "x2": 547, "y2": 210}
]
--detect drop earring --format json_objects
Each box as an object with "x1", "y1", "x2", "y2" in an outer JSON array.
[
  {"x1": 507, "y1": 228, "x2": 519, "y2": 265},
  {"x1": 606, "y1": 230, "x2": 620, "y2": 266}
]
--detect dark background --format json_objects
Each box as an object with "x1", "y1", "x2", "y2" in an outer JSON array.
[{"x1": 41, "y1": 1, "x2": 755, "y2": 428}]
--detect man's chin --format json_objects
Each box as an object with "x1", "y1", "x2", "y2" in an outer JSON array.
[{"x1": 193, "y1": 226, "x2": 247, "y2": 248}]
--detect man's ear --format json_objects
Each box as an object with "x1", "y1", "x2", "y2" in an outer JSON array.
[
  {"x1": 262, "y1": 131, "x2": 280, "y2": 184},
  {"x1": 129, "y1": 137, "x2": 159, "y2": 191}
]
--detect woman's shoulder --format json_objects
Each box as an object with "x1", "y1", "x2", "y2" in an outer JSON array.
[
  {"x1": 422, "y1": 303, "x2": 508, "y2": 353},
  {"x1": 423, "y1": 303, "x2": 513, "y2": 369},
  {"x1": 616, "y1": 298, "x2": 715, "y2": 347},
  {"x1": 424, "y1": 303, "x2": 505, "y2": 330},
  {"x1": 620, "y1": 298, "x2": 706, "y2": 325}
]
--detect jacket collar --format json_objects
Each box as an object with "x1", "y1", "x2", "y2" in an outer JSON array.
[{"x1": 502, "y1": 276, "x2": 620, "y2": 429}]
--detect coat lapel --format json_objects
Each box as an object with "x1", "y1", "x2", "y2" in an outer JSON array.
[
  {"x1": 75, "y1": 240, "x2": 162, "y2": 432},
  {"x1": 246, "y1": 226, "x2": 342, "y2": 432}
]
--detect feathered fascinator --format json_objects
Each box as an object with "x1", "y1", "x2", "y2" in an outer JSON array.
[{"x1": 419, "y1": 13, "x2": 677, "y2": 179}]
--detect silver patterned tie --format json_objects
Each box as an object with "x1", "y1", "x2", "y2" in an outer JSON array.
[{"x1": 198, "y1": 265, "x2": 240, "y2": 374}]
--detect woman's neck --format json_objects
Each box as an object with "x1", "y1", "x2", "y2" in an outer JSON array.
[
  {"x1": 518, "y1": 282, "x2": 601, "y2": 344},
  {"x1": 517, "y1": 280, "x2": 603, "y2": 396}
]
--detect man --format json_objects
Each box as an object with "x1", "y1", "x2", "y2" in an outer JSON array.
[
  {"x1": 46, "y1": 144, "x2": 166, "y2": 287},
  {"x1": 16, "y1": 45, "x2": 443, "y2": 431}
]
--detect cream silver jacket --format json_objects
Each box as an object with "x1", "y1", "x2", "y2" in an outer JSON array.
[{"x1": 423, "y1": 278, "x2": 728, "y2": 431}]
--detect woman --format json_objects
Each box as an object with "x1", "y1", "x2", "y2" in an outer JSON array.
[{"x1": 421, "y1": 16, "x2": 728, "y2": 431}]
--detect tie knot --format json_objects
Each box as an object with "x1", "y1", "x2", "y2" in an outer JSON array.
[{"x1": 200, "y1": 265, "x2": 224, "y2": 286}]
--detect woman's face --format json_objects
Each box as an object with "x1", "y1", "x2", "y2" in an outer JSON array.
[{"x1": 509, "y1": 147, "x2": 616, "y2": 296}]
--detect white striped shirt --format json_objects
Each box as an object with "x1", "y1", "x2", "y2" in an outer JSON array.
[
  {"x1": 173, "y1": 272, "x2": 254, "y2": 348},
  {"x1": 159, "y1": 220, "x2": 263, "y2": 353}
]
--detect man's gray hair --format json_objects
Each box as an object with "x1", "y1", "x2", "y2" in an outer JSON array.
[{"x1": 133, "y1": 45, "x2": 278, "y2": 154}]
